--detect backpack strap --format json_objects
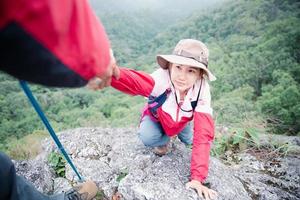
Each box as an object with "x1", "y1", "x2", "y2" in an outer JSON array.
[
  {"x1": 148, "y1": 88, "x2": 171, "y2": 117},
  {"x1": 148, "y1": 78, "x2": 203, "y2": 116}
]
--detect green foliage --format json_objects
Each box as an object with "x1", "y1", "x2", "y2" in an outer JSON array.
[
  {"x1": 48, "y1": 152, "x2": 66, "y2": 177},
  {"x1": 0, "y1": 130, "x2": 47, "y2": 160},
  {"x1": 212, "y1": 127, "x2": 261, "y2": 158},
  {"x1": 258, "y1": 71, "x2": 300, "y2": 134},
  {"x1": 116, "y1": 169, "x2": 128, "y2": 183},
  {"x1": 213, "y1": 85, "x2": 259, "y2": 125},
  {"x1": 270, "y1": 143, "x2": 293, "y2": 157},
  {"x1": 95, "y1": 190, "x2": 106, "y2": 200}
]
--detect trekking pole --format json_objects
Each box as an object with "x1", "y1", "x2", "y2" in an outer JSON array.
[{"x1": 19, "y1": 80, "x2": 84, "y2": 181}]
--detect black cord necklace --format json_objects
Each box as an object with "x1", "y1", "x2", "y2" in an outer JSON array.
[{"x1": 171, "y1": 78, "x2": 203, "y2": 113}]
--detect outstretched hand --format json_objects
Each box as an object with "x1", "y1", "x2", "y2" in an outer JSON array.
[
  {"x1": 87, "y1": 49, "x2": 120, "y2": 90},
  {"x1": 186, "y1": 180, "x2": 217, "y2": 200}
]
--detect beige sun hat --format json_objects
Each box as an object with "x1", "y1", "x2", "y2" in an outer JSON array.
[{"x1": 157, "y1": 39, "x2": 216, "y2": 81}]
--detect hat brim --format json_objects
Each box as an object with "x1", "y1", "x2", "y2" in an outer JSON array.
[{"x1": 157, "y1": 55, "x2": 216, "y2": 81}]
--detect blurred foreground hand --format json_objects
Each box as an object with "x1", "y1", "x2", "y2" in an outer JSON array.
[{"x1": 87, "y1": 49, "x2": 120, "y2": 90}]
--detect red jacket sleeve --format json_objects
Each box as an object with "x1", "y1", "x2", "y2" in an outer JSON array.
[
  {"x1": 111, "y1": 68, "x2": 155, "y2": 97},
  {"x1": 191, "y1": 112, "x2": 215, "y2": 182},
  {"x1": 0, "y1": 0, "x2": 110, "y2": 87}
]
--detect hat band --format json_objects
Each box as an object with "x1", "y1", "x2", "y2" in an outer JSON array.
[{"x1": 173, "y1": 49, "x2": 208, "y2": 67}]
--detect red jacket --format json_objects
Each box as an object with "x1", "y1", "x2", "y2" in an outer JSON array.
[
  {"x1": 0, "y1": 0, "x2": 110, "y2": 87},
  {"x1": 112, "y1": 68, "x2": 215, "y2": 182}
]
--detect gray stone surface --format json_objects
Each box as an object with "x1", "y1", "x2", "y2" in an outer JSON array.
[
  {"x1": 53, "y1": 177, "x2": 72, "y2": 194},
  {"x1": 15, "y1": 127, "x2": 300, "y2": 200},
  {"x1": 233, "y1": 153, "x2": 300, "y2": 200},
  {"x1": 14, "y1": 153, "x2": 53, "y2": 194}
]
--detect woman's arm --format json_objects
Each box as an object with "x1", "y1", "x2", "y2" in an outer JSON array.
[
  {"x1": 111, "y1": 68, "x2": 155, "y2": 97},
  {"x1": 191, "y1": 80, "x2": 215, "y2": 182},
  {"x1": 191, "y1": 112, "x2": 215, "y2": 182},
  {"x1": 187, "y1": 111, "x2": 216, "y2": 200}
]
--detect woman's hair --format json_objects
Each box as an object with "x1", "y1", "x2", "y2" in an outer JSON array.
[{"x1": 199, "y1": 69, "x2": 207, "y2": 79}]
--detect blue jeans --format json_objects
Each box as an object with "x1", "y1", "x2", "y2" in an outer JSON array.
[
  {"x1": 138, "y1": 115, "x2": 193, "y2": 147},
  {"x1": 0, "y1": 152, "x2": 64, "y2": 200}
]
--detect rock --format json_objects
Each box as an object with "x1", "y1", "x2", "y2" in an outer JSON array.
[
  {"x1": 14, "y1": 153, "x2": 53, "y2": 194},
  {"x1": 259, "y1": 134, "x2": 300, "y2": 154},
  {"x1": 53, "y1": 177, "x2": 72, "y2": 194},
  {"x1": 14, "y1": 127, "x2": 300, "y2": 200},
  {"x1": 233, "y1": 153, "x2": 300, "y2": 200}
]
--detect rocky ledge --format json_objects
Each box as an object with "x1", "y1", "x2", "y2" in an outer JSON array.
[{"x1": 14, "y1": 128, "x2": 300, "y2": 200}]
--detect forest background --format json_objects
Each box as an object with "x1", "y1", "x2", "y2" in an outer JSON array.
[{"x1": 0, "y1": 0, "x2": 299, "y2": 159}]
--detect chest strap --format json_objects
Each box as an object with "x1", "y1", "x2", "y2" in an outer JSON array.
[
  {"x1": 148, "y1": 88, "x2": 199, "y2": 117},
  {"x1": 148, "y1": 88, "x2": 171, "y2": 116}
]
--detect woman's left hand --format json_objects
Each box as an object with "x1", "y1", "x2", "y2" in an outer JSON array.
[{"x1": 186, "y1": 180, "x2": 218, "y2": 200}]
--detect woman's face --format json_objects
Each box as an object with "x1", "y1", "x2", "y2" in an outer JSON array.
[{"x1": 169, "y1": 63, "x2": 200, "y2": 94}]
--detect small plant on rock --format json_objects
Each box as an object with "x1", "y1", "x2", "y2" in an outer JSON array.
[{"x1": 47, "y1": 151, "x2": 66, "y2": 177}]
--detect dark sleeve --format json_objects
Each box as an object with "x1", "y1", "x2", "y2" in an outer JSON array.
[{"x1": 0, "y1": 0, "x2": 110, "y2": 87}]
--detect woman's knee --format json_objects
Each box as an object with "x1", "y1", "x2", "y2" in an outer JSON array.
[
  {"x1": 138, "y1": 131, "x2": 157, "y2": 146},
  {"x1": 138, "y1": 116, "x2": 164, "y2": 146},
  {"x1": 178, "y1": 126, "x2": 193, "y2": 144}
]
